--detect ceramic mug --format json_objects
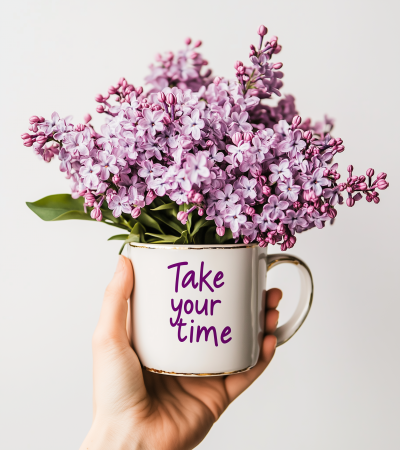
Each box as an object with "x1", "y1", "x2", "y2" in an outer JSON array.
[{"x1": 127, "y1": 243, "x2": 313, "y2": 376}]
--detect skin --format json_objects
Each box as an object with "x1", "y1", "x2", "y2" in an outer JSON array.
[{"x1": 80, "y1": 256, "x2": 282, "y2": 450}]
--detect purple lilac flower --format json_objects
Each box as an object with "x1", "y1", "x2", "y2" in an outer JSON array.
[
  {"x1": 269, "y1": 159, "x2": 291, "y2": 183},
  {"x1": 224, "y1": 205, "x2": 246, "y2": 232},
  {"x1": 263, "y1": 195, "x2": 289, "y2": 220},
  {"x1": 282, "y1": 209, "x2": 308, "y2": 232},
  {"x1": 109, "y1": 187, "x2": 131, "y2": 217},
  {"x1": 303, "y1": 168, "x2": 330, "y2": 196},
  {"x1": 277, "y1": 178, "x2": 301, "y2": 202},
  {"x1": 181, "y1": 109, "x2": 205, "y2": 140}
]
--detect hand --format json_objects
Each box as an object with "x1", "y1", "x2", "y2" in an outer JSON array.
[{"x1": 80, "y1": 256, "x2": 281, "y2": 450}]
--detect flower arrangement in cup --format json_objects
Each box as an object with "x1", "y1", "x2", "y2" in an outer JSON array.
[{"x1": 23, "y1": 25, "x2": 389, "y2": 253}]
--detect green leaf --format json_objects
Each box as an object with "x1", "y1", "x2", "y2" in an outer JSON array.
[
  {"x1": 205, "y1": 226, "x2": 217, "y2": 244},
  {"x1": 174, "y1": 230, "x2": 188, "y2": 244},
  {"x1": 150, "y1": 202, "x2": 176, "y2": 211},
  {"x1": 119, "y1": 222, "x2": 146, "y2": 254},
  {"x1": 136, "y1": 210, "x2": 163, "y2": 233},
  {"x1": 190, "y1": 216, "x2": 211, "y2": 237},
  {"x1": 108, "y1": 234, "x2": 129, "y2": 241},
  {"x1": 151, "y1": 211, "x2": 185, "y2": 234},
  {"x1": 215, "y1": 228, "x2": 233, "y2": 244},
  {"x1": 26, "y1": 194, "x2": 92, "y2": 222},
  {"x1": 145, "y1": 233, "x2": 180, "y2": 242}
]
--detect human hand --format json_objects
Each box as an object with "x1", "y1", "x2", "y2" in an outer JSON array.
[{"x1": 80, "y1": 256, "x2": 281, "y2": 450}]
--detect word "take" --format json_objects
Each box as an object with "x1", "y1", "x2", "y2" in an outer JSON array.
[{"x1": 167, "y1": 261, "x2": 225, "y2": 293}]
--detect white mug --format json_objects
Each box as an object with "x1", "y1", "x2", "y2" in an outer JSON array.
[{"x1": 127, "y1": 243, "x2": 313, "y2": 376}]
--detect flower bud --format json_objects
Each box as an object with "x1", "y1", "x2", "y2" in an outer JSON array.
[
  {"x1": 243, "y1": 132, "x2": 253, "y2": 142},
  {"x1": 23, "y1": 139, "x2": 33, "y2": 147},
  {"x1": 136, "y1": 86, "x2": 143, "y2": 95},
  {"x1": 95, "y1": 94, "x2": 104, "y2": 103},
  {"x1": 243, "y1": 236, "x2": 250, "y2": 245},
  {"x1": 304, "y1": 130, "x2": 313, "y2": 141},
  {"x1": 197, "y1": 208, "x2": 204, "y2": 216},
  {"x1": 277, "y1": 222, "x2": 285, "y2": 234},
  {"x1": 29, "y1": 115, "x2": 40, "y2": 124},
  {"x1": 366, "y1": 195, "x2": 372, "y2": 202},
  {"x1": 250, "y1": 44, "x2": 256, "y2": 51},
  {"x1": 162, "y1": 115, "x2": 172, "y2": 125},
  {"x1": 289, "y1": 235, "x2": 296, "y2": 245},
  {"x1": 216, "y1": 226, "x2": 225, "y2": 237},
  {"x1": 373, "y1": 196, "x2": 380, "y2": 204},
  {"x1": 257, "y1": 25, "x2": 268, "y2": 36},
  {"x1": 108, "y1": 86, "x2": 118, "y2": 95},
  {"x1": 190, "y1": 52, "x2": 199, "y2": 59},
  {"x1": 83, "y1": 113, "x2": 92, "y2": 124},
  {"x1": 96, "y1": 105, "x2": 105, "y2": 113},
  {"x1": 249, "y1": 51, "x2": 256, "y2": 57},
  {"x1": 245, "y1": 206, "x2": 255, "y2": 216},
  {"x1": 131, "y1": 207, "x2": 141, "y2": 219},
  {"x1": 273, "y1": 62, "x2": 283, "y2": 69},
  {"x1": 237, "y1": 66, "x2": 245, "y2": 75},
  {"x1": 234, "y1": 60, "x2": 243, "y2": 69},
  {"x1": 177, "y1": 211, "x2": 189, "y2": 224},
  {"x1": 158, "y1": 92, "x2": 166, "y2": 103},
  {"x1": 21, "y1": 133, "x2": 30, "y2": 139},
  {"x1": 193, "y1": 193, "x2": 204, "y2": 203},
  {"x1": 167, "y1": 93, "x2": 177, "y2": 105},
  {"x1": 232, "y1": 132, "x2": 243, "y2": 146},
  {"x1": 377, "y1": 179, "x2": 389, "y2": 190},
  {"x1": 206, "y1": 140, "x2": 213, "y2": 147},
  {"x1": 213, "y1": 76, "x2": 221, "y2": 86},
  {"x1": 259, "y1": 240, "x2": 268, "y2": 248},
  {"x1": 194, "y1": 40, "x2": 202, "y2": 48},
  {"x1": 327, "y1": 208, "x2": 337, "y2": 219},
  {"x1": 346, "y1": 197, "x2": 355, "y2": 207},
  {"x1": 377, "y1": 172, "x2": 387, "y2": 180},
  {"x1": 280, "y1": 241, "x2": 287, "y2": 251},
  {"x1": 366, "y1": 168, "x2": 374, "y2": 177},
  {"x1": 336, "y1": 145, "x2": 344, "y2": 153},
  {"x1": 262, "y1": 185, "x2": 271, "y2": 196},
  {"x1": 292, "y1": 115, "x2": 301, "y2": 128},
  {"x1": 185, "y1": 37, "x2": 192, "y2": 45},
  {"x1": 307, "y1": 205, "x2": 315, "y2": 214}
]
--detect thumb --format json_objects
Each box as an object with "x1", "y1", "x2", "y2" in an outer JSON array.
[{"x1": 94, "y1": 256, "x2": 133, "y2": 346}]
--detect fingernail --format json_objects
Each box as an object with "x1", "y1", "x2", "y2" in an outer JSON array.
[{"x1": 115, "y1": 256, "x2": 125, "y2": 273}]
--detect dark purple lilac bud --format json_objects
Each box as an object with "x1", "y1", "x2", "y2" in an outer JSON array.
[
  {"x1": 377, "y1": 179, "x2": 389, "y2": 190},
  {"x1": 328, "y1": 138, "x2": 336, "y2": 146},
  {"x1": 185, "y1": 37, "x2": 191, "y2": 45},
  {"x1": 258, "y1": 25, "x2": 268, "y2": 36},
  {"x1": 194, "y1": 40, "x2": 202, "y2": 48},
  {"x1": 289, "y1": 236, "x2": 296, "y2": 246},
  {"x1": 206, "y1": 140, "x2": 213, "y2": 147},
  {"x1": 327, "y1": 208, "x2": 337, "y2": 219},
  {"x1": 237, "y1": 66, "x2": 245, "y2": 75},
  {"x1": 75, "y1": 123, "x2": 85, "y2": 132},
  {"x1": 373, "y1": 196, "x2": 380, "y2": 204},
  {"x1": 36, "y1": 135, "x2": 47, "y2": 145},
  {"x1": 96, "y1": 105, "x2": 105, "y2": 113},
  {"x1": 256, "y1": 233, "x2": 264, "y2": 242},
  {"x1": 234, "y1": 60, "x2": 243, "y2": 69},
  {"x1": 377, "y1": 172, "x2": 387, "y2": 180},
  {"x1": 203, "y1": 69, "x2": 212, "y2": 77},
  {"x1": 307, "y1": 205, "x2": 315, "y2": 214},
  {"x1": 152, "y1": 104, "x2": 162, "y2": 111},
  {"x1": 356, "y1": 182, "x2": 367, "y2": 191},
  {"x1": 112, "y1": 175, "x2": 121, "y2": 185},
  {"x1": 259, "y1": 240, "x2": 268, "y2": 248},
  {"x1": 293, "y1": 201, "x2": 301, "y2": 210},
  {"x1": 167, "y1": 93, "x2": 177, "y2": 105},
  {"x1": 213, "y1": 76, "x2": 221, "y2": 85},
  {"x1": 366, "y1": 195, "x2": 372, "y2": 202},
  {"x1": 198, "y1": 208, "x2": 204, "y2": 216},
  {"x1": 158, "y1": 92, "x2": 166, "y2": 103},
  {"x1": 95, "y1": 94, "x2": 104, "y2": 103},
  {"x1": 262, "y1": 185, "x2": 271, "y2": 196},
  {"x1": 336, "y1": 145, "x2": 345, "y2": 153},
  {"x1": 346, "y1": 197, "x2": 355, "y2": 207},
  {"x1": 280, "y1": 241, "x2": 288, "y2": 251},
  {"x1": 135, "y1": 86, "x2": 143, "y2": 95},
  {"x1": 216, "y1": 226, "x2": 225, "y2": 237},
  {"x1": 162, "y1": 115, "x2": 172, "y2": 125},
  {"x1": 273, "y1": 62, "x2": 283, "y2": 69},
  {"x1": 250, "y1": 44, "x2": 256, "y2": 51},
  {"x1": 21, "y1": 133, "x2": 30, "y2": 139},
  {"x1": 358, "y1": 175, "x2": 366, "y2": 182},
  {"x1": 249, "y1": 51, "x2": 256, "y2": 57},
  {"x1": 366, "y1": 168, "x2": 374, "y2": 177},
  {"x1": 243, "y1": 236, "x2": 250, "y2": 245},
  {"x1": 23, "y1": 139, "x2": 33, "y2": 147},
  {"x1": 232, "y1": 132, "x2": 243, "y2": 146},
  {"x1": 274, "y1": 45, "x2": 282, "y2": 54},
  {"x1": 108, "y1": 86, "x2": 118, "y2": 95},
  {"x1": 347, "y1": 165, "x2": 353, "y2": 173}
]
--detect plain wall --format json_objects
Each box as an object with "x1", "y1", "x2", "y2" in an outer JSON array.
[{"x1": 0, "y1": 0, "x2": 399, "y2": 449}]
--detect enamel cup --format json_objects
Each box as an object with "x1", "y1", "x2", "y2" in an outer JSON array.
[{"x1": 127, "y1": 243, "x2": 313, "y2": 376}]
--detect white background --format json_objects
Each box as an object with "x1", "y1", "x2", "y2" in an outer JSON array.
[{"x1": 1, "y1": 0, "x2": 399, "y2": 448}]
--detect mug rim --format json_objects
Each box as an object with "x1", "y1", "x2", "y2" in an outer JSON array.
[{"x1": 128, "y1": 242, "x2": 259, "y2": 250}]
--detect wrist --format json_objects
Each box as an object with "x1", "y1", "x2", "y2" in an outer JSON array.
[{"x1": 80, "y1": 417, "x2": 145, "y2": 450}]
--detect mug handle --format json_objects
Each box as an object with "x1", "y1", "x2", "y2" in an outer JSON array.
[{"x1": 267, "y1": 254, "x2": 314, "y2": 347}]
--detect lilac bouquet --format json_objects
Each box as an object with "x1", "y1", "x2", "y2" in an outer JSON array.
[{"x1": 23, "y1": 25, "x2": 389, "y2": 252}]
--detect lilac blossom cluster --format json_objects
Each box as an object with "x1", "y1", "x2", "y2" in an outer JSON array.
[{"x1": 22, "y1": 25, "x2": 389, "y2": 250}]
